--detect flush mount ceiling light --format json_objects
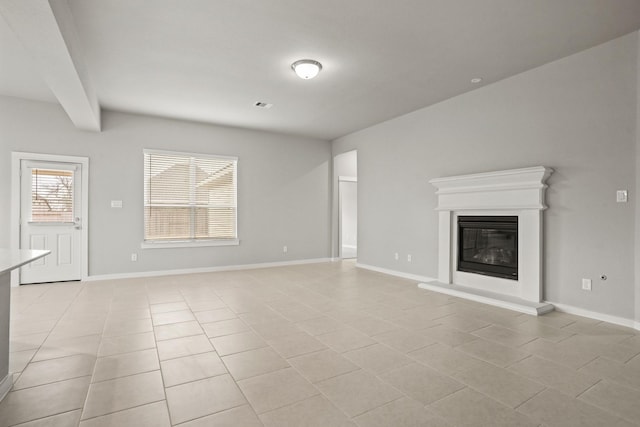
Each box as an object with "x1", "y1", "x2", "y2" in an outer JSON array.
[{"x1": 291, "y1": 59, "x2": 322, "y2": 79}]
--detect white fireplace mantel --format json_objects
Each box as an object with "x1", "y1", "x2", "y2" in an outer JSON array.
[
  {"x1": 419, "y1": 166, "x2": 555, "y2": 315},
  {"x1": 430, "y1": 166, "x2": 553, "y2": 211}
]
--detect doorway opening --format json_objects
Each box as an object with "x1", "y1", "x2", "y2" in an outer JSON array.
[
  {"x1": 334, "y1": 150, "x2": 357, "y2": 260},
  {"x1": 339, "y1": 177, "x2": 357, "y2": 259}
]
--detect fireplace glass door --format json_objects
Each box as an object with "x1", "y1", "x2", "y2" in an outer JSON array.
[{"x1": 457, "y1": 216, "x2": 518, "y2": 280}]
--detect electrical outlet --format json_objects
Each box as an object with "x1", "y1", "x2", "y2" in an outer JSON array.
[
  {"x1": 283, "y1": 246, "x2": 288, "y2": 253},
  {"x1": 581, "y1": 278, "x2": 591, "y2": 291},
  {"x1": 407, "y1": 254, "x2": 412, "y2": 262},
  {"x1": 394, "y1": 252, "x2": 399, "y2": 261},
  {"x1": 131, "y1": 253, "x2": 138, "y2": 262}
]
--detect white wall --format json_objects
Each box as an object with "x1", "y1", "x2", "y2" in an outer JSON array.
[
  {"x1": 0, "y1": 98, "x2": 332, "y2": 276},
  {"x1": 333, "y1": 32, "x2": 638, "y2": 320}
]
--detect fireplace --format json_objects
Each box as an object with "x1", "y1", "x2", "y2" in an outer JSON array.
[
  {"x1": 457, "y1": 216, "x2": 518, "y2": 280},
  {"x1": 420, "y1": 166, "x2": 554, "y2": 315}
]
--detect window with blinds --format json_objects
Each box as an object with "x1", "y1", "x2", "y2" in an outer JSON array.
[
  {"x1": 143, "y1": 150, "x2": 238, "y2": 243},
  {"x1": 31, "y1": 169, "x2": 74, "y2": 222}
]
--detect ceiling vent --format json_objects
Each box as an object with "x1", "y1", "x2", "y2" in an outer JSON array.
[{"x1": 254, "y1": 101, "x2": 273, "y2": 109}]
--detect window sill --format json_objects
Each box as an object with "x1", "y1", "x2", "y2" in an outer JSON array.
[{"x1": 141, "y1": 239, "x2": 239, "y2": 249}]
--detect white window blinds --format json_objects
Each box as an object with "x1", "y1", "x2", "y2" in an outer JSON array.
[{"x1": 144, "y1": 150, "x2": 237, "y2": 242}]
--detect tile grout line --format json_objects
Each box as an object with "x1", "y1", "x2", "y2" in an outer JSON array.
[
  {"x1": 8, "y1": 283, "x2": 95, "y2": 426},
  {"x1": 177, "y1": 282, "x2": 263, "y2": 426},
  {"x1": 80, "y1": 286, "x2": 155, "y2": 423},
  {"x1": 6, "y1": 408, "x2": 82, "y2": 427},
  {"x1": 9, "y1": 282, "x2": 88, "y2": 387},
  {"x1": 159, "y1": 285, "x2": 210, "y2": 426},
  {"x1": 220, "y1": 275, "x2": 359, "y2": 423},
  {"x1": 574, "y1": 378, "x2": 602, "y2": 399},
  {"x1": 513, "y1": 386, "x2": 548, "y2": 411},
  {"x1": 77, "y1": 398, "x2": 166, "y2": 425},
  {"x1": 573, "y1": 382, "x2": 640, "y2": 426}
]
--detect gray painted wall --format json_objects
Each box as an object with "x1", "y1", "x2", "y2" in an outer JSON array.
[
  {"x1": 0, "y1": 98, "x2": 331, "y2": 276},
  {"x1": 636, "y1": 32, "x2": 640, "y2": 323},
  {"x1": 333, "y1": 33, "x2": 638, "y2": 320}
]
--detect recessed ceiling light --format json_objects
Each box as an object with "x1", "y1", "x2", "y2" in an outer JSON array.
[
  {"x1": 470, "y1": 77, "x2": 483, "y2": 84},
  {"x1": 254, "y1": 101, "x2": 273, "y2": 109},
  {"x1": 291, "y1": 59, "x2": 322, "y2": 79}
]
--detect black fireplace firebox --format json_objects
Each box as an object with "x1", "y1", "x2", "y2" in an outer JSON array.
[{"x1": 457, "y1": 216, "x2": 518, "y2": 280}]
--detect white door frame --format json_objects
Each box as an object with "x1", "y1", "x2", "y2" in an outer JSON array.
[
  {"x1": 338, "y1": 176, "x2": 357, "y2": 259},
  {"x1": 11, "y1": 152, "x2": 89, "y2": 287}
]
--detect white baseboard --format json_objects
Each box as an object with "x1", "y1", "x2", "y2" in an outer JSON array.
[
  {"x1": 0, "y1": 373, "x2": 13, "y2": 402},
  {"x1": 547, "y1": 301, "x2": 639, "y2": 331},
  {"x1": 356, "y1": 262, "x2": 437, "y2": 283},
  {"x1": 85, "y1": 258, "x2": 332, "y2": 282}
]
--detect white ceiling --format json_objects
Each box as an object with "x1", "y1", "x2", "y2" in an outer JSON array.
[{"x1": 1, "y1": 0, "x2": 640, "y2": 140}]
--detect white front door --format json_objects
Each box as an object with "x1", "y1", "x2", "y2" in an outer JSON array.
[{"x1": 20, "y1": 161, "x2": 82, "y2": 284}]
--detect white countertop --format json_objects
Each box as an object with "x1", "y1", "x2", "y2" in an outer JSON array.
[{"x1": 0, "y1": 249, "x2": 50, "y2": 275}]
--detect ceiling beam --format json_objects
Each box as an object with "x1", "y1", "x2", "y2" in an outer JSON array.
[{"x1": 0, "y1": 0, "x2": 100, "y2": 131}]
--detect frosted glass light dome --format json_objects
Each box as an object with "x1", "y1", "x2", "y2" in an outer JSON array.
[{"x1": 292, "y1": 59, "x2": 322, "y2": 79}]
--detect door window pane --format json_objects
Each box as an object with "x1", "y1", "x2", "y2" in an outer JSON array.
[{"x1": 31, "y1": 169, "x2": 74, "y2": 222}]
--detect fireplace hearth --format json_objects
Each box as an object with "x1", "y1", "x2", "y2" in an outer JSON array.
[{"x1": 458, "y1": 216, "x2": 518, "y2": 280}]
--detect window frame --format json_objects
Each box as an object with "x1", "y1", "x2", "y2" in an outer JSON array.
[{"x1": 142, "y1": 148, "x2": 239, "y2": 249}]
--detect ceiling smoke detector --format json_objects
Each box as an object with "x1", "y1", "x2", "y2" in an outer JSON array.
[
  {"x1": 291, "y1": 59, "x2": 322, "y2": 79},
  {"x1": 470, "y1": 77, "x2": 483, "y2": 84}
]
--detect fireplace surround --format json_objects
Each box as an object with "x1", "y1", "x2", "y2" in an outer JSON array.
[{"x1": 419, "y1": 166, "x2": 554, "y2": 315}]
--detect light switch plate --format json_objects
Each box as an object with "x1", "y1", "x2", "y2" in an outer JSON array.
[
  {"x1": 616, "y1": 190, "x2": 628, "y2": 203},
  {"x1": 111, "y1": 200, "x2": 123, "y2": 208}
]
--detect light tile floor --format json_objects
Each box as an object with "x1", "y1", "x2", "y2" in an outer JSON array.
[{"x1": 2, "y1": 261, "x2": 640, "y2": 426}]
